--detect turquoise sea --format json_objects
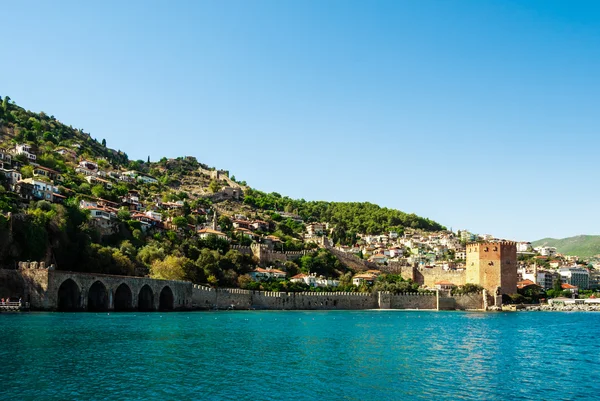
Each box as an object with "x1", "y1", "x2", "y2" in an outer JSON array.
[{"x1": 1, "y1": 311, "x2": 599, "y2": 400}]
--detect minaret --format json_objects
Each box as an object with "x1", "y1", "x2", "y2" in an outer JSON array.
[
  {"x1": 533, "y1": 262, "x2": 539, "y2": 285},
  {"x1": 212, "y1": 210, "x2": 218, "y2": 230}
]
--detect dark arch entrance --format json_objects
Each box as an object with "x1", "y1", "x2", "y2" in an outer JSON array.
[
  {"x1": 138, "y1": 285, "x2": 154, "y2": 311},
  {"x1": 57, "y1": 279, "x2": 81, "y2": 311},
  {"x1": 88, "y1": 281, "x2": 109, "y2": 312},
  {"x1": 114, "y1": 283, "x2": 133, "y2": 311},
  {"x1": 159, "y1": 286, "x2": 174, "y2": 311}
]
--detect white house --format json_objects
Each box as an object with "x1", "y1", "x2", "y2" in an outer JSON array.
[
  {"x1": 137, "y1": 174, "x2": 158, "y2": 185},
  {"x1": 352, "y1": 273, "x2": 377, "y2": 286},
  {"x1": 0, "y1": 149, "x2": 12, "y2": 167},
  {"x1": 0, "y1": 168, "x2": 22, "y2": 187},
  {"x1": 534, "y1": 246, "x2": 557, "y2": 257},
  {"x1": 14, "y1": 144, "x2": 36, "y2": 161},
  {"x1": 145, "y1": 210, "x2": 162, "y2": 221},
  {"x1": 18, "y1": 178, "x2": 59, "y2": 201},
  {"x1": 249, "y1": 267, "x2": 287, "y2": 281}
]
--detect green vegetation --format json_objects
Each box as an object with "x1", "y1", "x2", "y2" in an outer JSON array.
[
  {"x1": 451, "y1": 283, "x2": 483, "y2": 295},
  {"x1": 244, "y1": 188, "x2": 445, "y2": 243},
  {"x1": 0, "y1": 95, "x2": 448, "y2": 291},
  {"x1": 532, "y1": 235, "x2": 600, "y2": 259},
  {"x1": 372, "y1": 274, "x2": 425, "y2": 294}
]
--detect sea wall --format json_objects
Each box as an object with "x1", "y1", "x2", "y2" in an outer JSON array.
[
  {"x1": 389, "y1": 292, "x2": 437, "y2": 309},
  {"x1": 453, "y1": 293, "x2": 484, "y2": 310},
  {"x1": 192, "y1": 286, "x2": 378, "y2": 310},
  {"x1": 191, "y1": 286, "x2": 483, "y2": 311}
]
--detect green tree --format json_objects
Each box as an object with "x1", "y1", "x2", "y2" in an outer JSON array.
[
  {"x1": 172, "y1": 216, "x2": 188, "y2": 230},
  {"x1": 208, "y1": 180, "x2": 220, "y2": 193},
  {"x1": 102, "y1": 138, "x2": 106, "y2": 147},
  {"x1": 20, "y1": 165, "x2": 34, "y2": 178},
  {"x1": 553, "y1": 276, "x2": 562, "y2": 293},
  {"x1": 150, "y1": 255, "x2": 191, "y2": 281}
]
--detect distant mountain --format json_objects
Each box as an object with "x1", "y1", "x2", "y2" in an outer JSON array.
[{"x1": 531, "y1": 235, "x2": 600, "y2": 259}]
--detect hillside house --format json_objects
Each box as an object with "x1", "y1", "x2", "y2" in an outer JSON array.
[
  {"x1": 0, "y1": 149, "x2": 12, "y2": 168},
  {"x1": 87, "y1": 206, "x2": 118, "y2": 234},
  {"x1": 131, "y1": 213, "x2": 163, "y2": 232},
  {"x1": 85, "y1": 175, "x2": 113, "y2": 189},
  {"x1": 33, "y1": 165, "x2": 62, "y2": 182},
  {"x1": 197, "y1": 227, "x2": 229, "y2": 241},
  {"x1": 145, "y1": 210, "x2": 162, "y2": 221},
  {"x1": 18, "y1": 178, "x2": 59, "y2": 202},
  {"x1": 251, "y1": 220, "x2": 269, "y2": 231},
  {"x1": 14, "y1": 144, "x2": 36, "y2": 161},
  {"x1": 55, "y1": 148, "x2": 77, "y2": 160},
  {"x1": 0, "y1": 168, "x2": 22, "y2": 188},
  {"x1": 249, "y1": 267, "x2": 287, "y2": 281},
  {"x1": 137, "y1": 174, "x2": 158, "y2": 185},
  {"x1": 306, "y1": 223, "x2": 325, "y2": 236},
  {"x1": 352, "y1": 273, "x2": 378, "y2": 286},
  {"x1": 233, "y1": 219, "x2": 253, "y2": 230}
]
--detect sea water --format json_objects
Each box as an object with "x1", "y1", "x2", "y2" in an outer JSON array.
[{"x1": 1, "y1": 311, "x2": 598, "y2": 400}]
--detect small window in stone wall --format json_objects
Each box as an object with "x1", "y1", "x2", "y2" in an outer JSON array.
[
  {"x1": 493, "y1": 246, "x2": 498, "y2": 251},
  {"x1": 488, "y1": 261, "x2": 494, "y2": 266},
  {"x1": 484, "y1": 247, "x2": 489, "y2": 252}
]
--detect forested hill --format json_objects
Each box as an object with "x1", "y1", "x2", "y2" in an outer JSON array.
[
  {"x1": 0, "y1": 95, "x2": 445, "y2": 287},
  {"x1": 243, "y1": 189, "x2": 445, "y2": 242},
  {"x1": 532, "y1": 235, "x2": 600, "y2": 259},
  {"x1": 0, "y1": 96, "x2": 445, "y2": 237}
]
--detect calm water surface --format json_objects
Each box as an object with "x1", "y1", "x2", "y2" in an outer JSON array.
[{"x1": 1, "y1": 311, "x2": 599, "y2": 400}]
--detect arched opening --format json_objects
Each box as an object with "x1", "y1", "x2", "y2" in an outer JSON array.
[
  {"x1": 88, "y1": 281, "x2": 109, "y2": 311},
  {"x1": 159, "y1": 286, "x2": 174, "y2": 311},
  {"x1": 138, "y1": 285, "x2": 154, "y2": 311},
  {"x1": 57, "y1": 279, "x2": 81, "y2": 311},
  {"x1": 114, "y1": 283, "x2": 133, "y2": 311}
]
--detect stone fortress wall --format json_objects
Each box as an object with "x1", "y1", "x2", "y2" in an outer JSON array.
[{"x1": 191, "y1": 285, "x2": 483, "y2": 311}]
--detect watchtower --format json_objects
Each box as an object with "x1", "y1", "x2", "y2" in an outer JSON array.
[{"x1": 465, "y1": 241, "x2": 517, "y2": 296}]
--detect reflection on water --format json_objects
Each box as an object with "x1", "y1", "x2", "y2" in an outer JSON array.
[{"x1": 1, "y1": 311, "x2": 599, "y2": 400}]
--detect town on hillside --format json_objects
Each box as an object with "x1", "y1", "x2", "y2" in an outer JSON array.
[{"x1": 0, "y1": 96, "x2": 598, "y2": 304}]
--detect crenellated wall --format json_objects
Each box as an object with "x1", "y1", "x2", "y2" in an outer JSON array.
[
  {"x1": 191, "y1": 286, "x2": 484, "y2": 311},
  {"x1": 2, "y1": 268, "x2": 485, "y2": 312}
]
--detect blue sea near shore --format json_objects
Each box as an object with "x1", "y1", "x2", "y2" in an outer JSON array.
[{"x1": 1, "y1": 311, "x2": 599, "y2": 400}]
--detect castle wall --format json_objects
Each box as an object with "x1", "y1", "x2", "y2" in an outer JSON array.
[
  {"x1": 389, "y1": 292, "x2": 437, "y2": 309},
  {"x1": 415, "y1": 267, "x2": 466, "y2": 288},
  {"x1": 453, "y1": 293, "x2": 485, "y2": 310}
]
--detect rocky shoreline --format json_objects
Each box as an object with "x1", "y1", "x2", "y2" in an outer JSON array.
[{"x1": 521, "y1": 304, "x2": 600, "y2": 312}]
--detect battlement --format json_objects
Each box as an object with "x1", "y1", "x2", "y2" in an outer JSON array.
[{"x1": 466, "y1": 241, "x2": 516, "y2": 250}]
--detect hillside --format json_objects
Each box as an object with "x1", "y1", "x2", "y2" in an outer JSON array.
[
  {"x1": 532, "y1": 235, "x2": 600, "y2": 259},
  {"x1": 0, "y1": 95, "x2": 446, "y2": 289}
]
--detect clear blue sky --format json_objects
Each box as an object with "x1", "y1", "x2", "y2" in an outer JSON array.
[{"x1": 2, "y1": 0, "x2": 599, "y2": 241}]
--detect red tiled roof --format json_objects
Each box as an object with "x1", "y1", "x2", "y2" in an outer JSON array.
[
  {"x1": 434, "y1": 280, "x2": 455, "y2": 286},
  {"x1": 561, "y1": 283, "x2": 578, "y2": 289}
]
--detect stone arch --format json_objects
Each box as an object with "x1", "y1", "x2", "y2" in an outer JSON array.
[
  {"x1": 57, "y1": 279, "x2": 82, "y2": 311},
  {"x1": 159, "y1": 286, "x2": 174, "y2": 311},
  {"x1": 114, "y1": 283, "x2": 133, "y2": 311},
  {"x1": 138, "y1": 284, "x2": 154, "y2": 311},
  {"x1": 88, "y1": 280, "x2": 109, "y2": 311}
]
